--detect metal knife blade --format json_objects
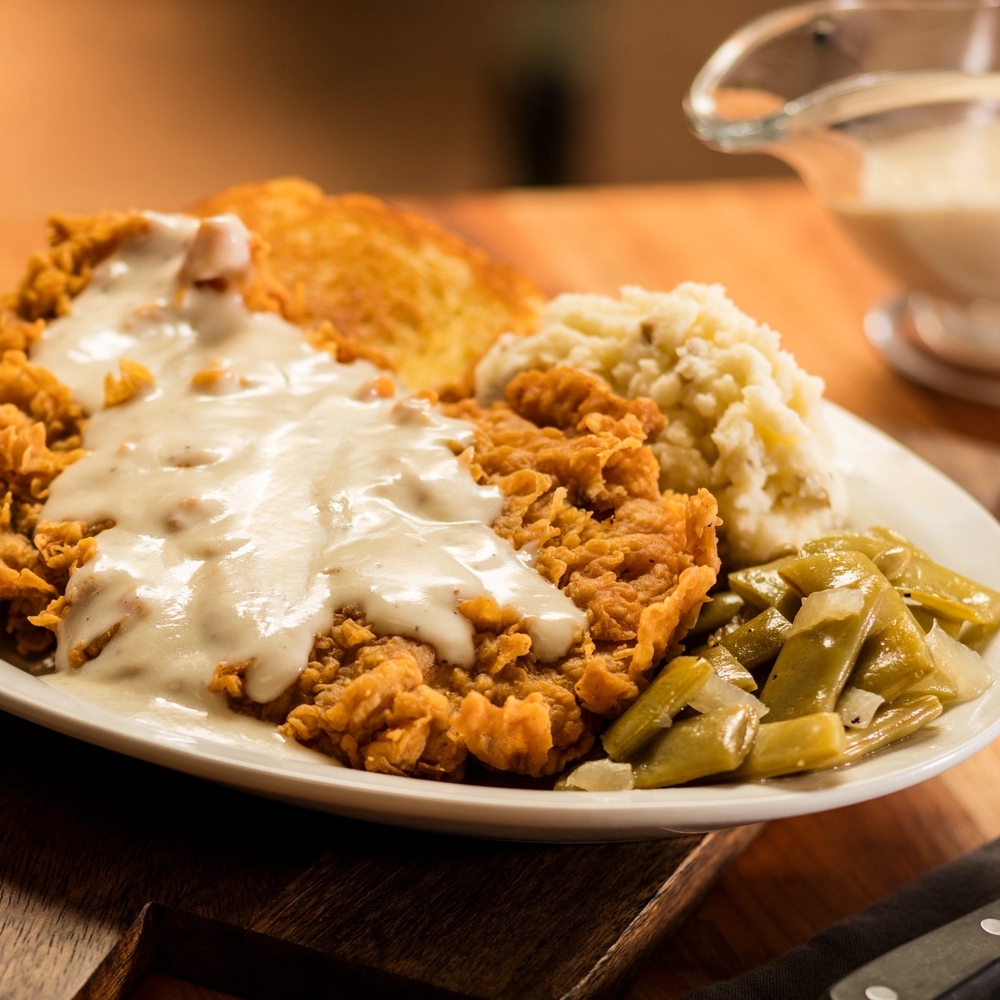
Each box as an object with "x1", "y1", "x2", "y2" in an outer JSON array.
[{"x1": 828, "y1": 897, "x2": 1000, "y2": 1000}]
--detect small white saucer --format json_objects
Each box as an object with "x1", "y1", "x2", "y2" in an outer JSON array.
[{"x1": 866, "y1": 295, "x2": 1000, "y2": 406}]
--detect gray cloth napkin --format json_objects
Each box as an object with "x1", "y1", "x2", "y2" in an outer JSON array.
[{"x1": 680, "y1": 835, "x2": 1000, "y2": 1000}]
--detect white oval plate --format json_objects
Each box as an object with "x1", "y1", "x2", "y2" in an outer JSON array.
[{"x1": 1, "y1": 403, "x2": 998, "y2": 841}]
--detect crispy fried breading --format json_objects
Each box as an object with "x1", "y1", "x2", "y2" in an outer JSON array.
[
  {"x1": 0, "y1": 214, "x2": 138, "y2": 653},
  {"x1": 2, "y1": 198, "x2": 720, "y2": 783},
  {"x1": 449, "y1": 367, "x2": 721, "y2": 686},
  {"x1": 0, "y1": 345, "x2": 92, "y2": 651},
  {"x1": 8, "y1": 212, "x2": 151, "y2": 322},
  {"x1": 211, "y1": 367, "x2": 720, "y2": 780},
  {"x1": 192, "y1": 178, "x2": 544, "y2": 397}
]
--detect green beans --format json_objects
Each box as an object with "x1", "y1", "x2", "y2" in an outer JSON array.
[
  {"x1": 688, "y1": 591, "x2": 745, "y2": 637},
  {"x1": 904, "y1": 665, "x2": 958, "y2": 703},
  {"x1": 835, "y1": 694, "x2": 943, "y2": 766},
  {"x1": 632, "y1": 706, "x2": 758, "y2": 788},
  {"x1": 909, "y1": 605, "x2": 963, "y2": 639},
  {"x1": 719, "y1": 607, "x2": 792, "y2": 670},
  {"x1": 871, "y1": 527, "x2": 1000, "y2": 628},
  {"x1": 728, "y1": 556, "x2": 802, "y2": 621},
  {"x1": 779, "y1": 550, "x2": 935, "y2": 700},
  {"x1": 601, "y1": 655, "x2": 713, "y2": 762},
  {"x1": 561, "y1": 524, "x2": 996, "y2": 793},
  {"x1": 802, "y1": 532, "x2": 889, "y2": 562},
  {"x1": 760, "y1": 585, "x2": 882, "y2": 721},
  {"x1": 805, "y1": 527, "x2": 1000, "y2": 631},
  {"x1": 898, "y1": 568, "x2": 1000, "y2": 628},
  {"x1": 731, "y1": 712, "x2": 847, "y2": 780},
  {"x1": 702, "y1": 644, "x2": 757, "y2": 692},
  {"x1": 853, "y1": 623, "x2": 936, "y2": 701},
  {"x1": 779, "y1": 549, "x2": 885, "y2": 607}
]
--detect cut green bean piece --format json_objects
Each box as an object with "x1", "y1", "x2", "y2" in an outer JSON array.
[
  {"x1": 853, "y1": 619, "x2": 935, "y2": 701},
  {"x1": 909, "y1": 604, "x2": 964, "y2": 638},
  {"x1": 601, "y1": 656, "x2": 713, "y2": 762},
  {"x1": 688, "y1": 591, "x2": 745, "y2": 637},
  {"x1": 718, "y1": 607, "x2": 792, "y2": 670},
  {"x1": 873, "y1": 546, "x2": 913, "y2": 582},
  {"x1": 867, "y1": 526, "x2": 998, "y2": 609},
  {"x1": 780, "y1": 549, "x2": 889, "y2": 623},
  {"x1": 760, "y1": 585, "x2": 882, "y2": 722},
  {"x1": 702, "y1": 644, "x2": 757, "y2": 691},
  {"x1": 779, "y1": 550, "x2": 934, "y2": 700},
  {"x1": 897, "y1": 569, "x2": 1000, "y2": 628},
  {"x1": 835, "y1": 694, "x2": 943, "y2": 766},
  {"x1": 866, "y1": 526, "x2": 927, "y2": 553},
  {"x1": 802, "y1": 530, "x2": 914, "y2": 583},
  {"x1": 807, "y1": 526, "x2": 1000, "y2": 630},
  {"x1": 632, "y1": 705, "x2": 759, "y2": 788},
  {"x1": 728, "y1": 556, "x2": 801, "y2": 620},
  {"x1": 731, "y1": 712, "x2": 847, "y2": 780},
  {"x1": 802, "y1": 532, "x2": 891, "y2": 562}
]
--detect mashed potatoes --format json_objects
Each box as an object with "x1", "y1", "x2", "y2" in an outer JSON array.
[{"x1": 476, "y1": 283, "x2": 843, "y2": 566}]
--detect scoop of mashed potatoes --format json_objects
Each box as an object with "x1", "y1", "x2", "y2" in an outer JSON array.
[{"x1": 476, "y1": 283, "x2": 842, "y2": 566}]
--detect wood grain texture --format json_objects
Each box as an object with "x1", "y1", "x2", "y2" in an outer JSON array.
[
  {"x1": 1, "y1": 179, "x2": 999, "y2": 1000},
  {"x1": 250, "y1": 824, "x2": 759, "y2": 1000},
  {"x1": 130, "y1": 976, "x2": 241, "y2": 1000},
  {"x1": 0, "y1": 713, "x2": 326, "y2": 1000},
  {"x1": 412, "y1": 180, "x2": 1000, "y2": 998},
  {"x1": 76, "y1": 903, "x2": 483, "y2": 1000},
  {"x1": 0, "y1": 709, "x2": 757, "y2": 1000}
]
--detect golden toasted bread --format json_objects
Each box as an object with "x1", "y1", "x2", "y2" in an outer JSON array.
[{"x1": 192, "y1": 178, "x2": 543, "y2": 397}]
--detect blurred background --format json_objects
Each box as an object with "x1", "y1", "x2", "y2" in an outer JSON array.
[{"x1": 0, "y1": 0, "x2": 795, "y2": 219}]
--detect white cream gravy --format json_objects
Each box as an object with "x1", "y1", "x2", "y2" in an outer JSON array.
[
  {"x1": 832, "y1": 118, "x2": 1000, "y2": 302},
  {"x1": 35, "y1": 212, "x2": 585, "y2": 720}
]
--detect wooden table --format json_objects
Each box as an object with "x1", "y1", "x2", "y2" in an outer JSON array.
[
  {"x1": 2, "y1": 178, "x2": 999, "y2": 999},
  {"x1": 414, "y1": 179, "x2": 1000, "y2": 998}
]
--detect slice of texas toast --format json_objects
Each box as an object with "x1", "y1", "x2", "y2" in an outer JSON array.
[{"x1": 192, "y1": 178, "x2": 543, "y2": 397}]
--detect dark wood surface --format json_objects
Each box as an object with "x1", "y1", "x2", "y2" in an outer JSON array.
[
  {"x1": 2, "y1": 179, "x2": 1000, "y2": 999},
  {"x1": 0, "y1": 709, "x2": 759, "y2": 1000},
  {"x1": 411, "y1": 181, "x2": 1000, "y2": 999}
]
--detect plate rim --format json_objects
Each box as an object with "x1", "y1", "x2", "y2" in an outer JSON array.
[{"x1": 1, "y1": 401, "x2": 999, "y2": 841}]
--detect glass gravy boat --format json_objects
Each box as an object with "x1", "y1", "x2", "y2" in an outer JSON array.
[{"x1": 686, "y1": 0, "x2": 1000, "y2": 405}]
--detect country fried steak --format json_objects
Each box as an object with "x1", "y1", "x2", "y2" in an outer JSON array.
[
  {"x1": 0, "y1": 188, "x2": 720, "y2": 782},
  {"x1": 211, "y1": 367, "x2": 719, "y2": 779}
]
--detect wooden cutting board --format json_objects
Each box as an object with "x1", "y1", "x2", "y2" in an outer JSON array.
[
  {"x1": 0, "y1": 709, "x2": 760, "y2": 1000},
  {"x1": 0, "y1": 191, "x2": 766, "y2": 1000},
  {"x1": 3, "y1": 178, "x2": 1000, "y2": 1000}
]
